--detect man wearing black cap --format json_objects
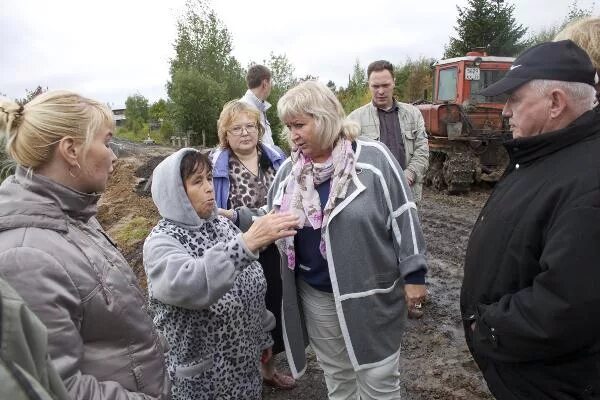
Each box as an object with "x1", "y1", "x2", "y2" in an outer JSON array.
[{"x1": 461, "y1": 40, "x2": 600, "y2": 399}]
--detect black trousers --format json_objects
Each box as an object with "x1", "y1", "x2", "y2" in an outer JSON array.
[{"x1": 259, "y1": 244, "x2": 285, "y2": 354}]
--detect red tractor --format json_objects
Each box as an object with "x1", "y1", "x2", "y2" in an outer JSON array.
[{"x1": 416, "y1": 51, "x2": 514, "y2": 193}]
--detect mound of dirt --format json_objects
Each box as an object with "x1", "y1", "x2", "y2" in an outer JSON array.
[
  {"x1": 134, "y1": 155, "x2": 168, "y2": 197},
  {"x1": 98, "y1": 154, "x2": 172, "y2": 289}
]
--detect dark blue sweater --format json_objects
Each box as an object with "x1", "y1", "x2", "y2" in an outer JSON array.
[{"x1": 295, "y1": 179, "x2": 333, "y2": 292}]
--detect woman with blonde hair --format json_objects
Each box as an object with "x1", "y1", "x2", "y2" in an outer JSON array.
[
  {"x1": 238, "y1": 80, "x2": 428, "y2": 399},
  {"x1": 211, "y1": 100, "x2": 295, "y2": 389},
  {"x1": 555, "y1": 17, "x2": 600, "y2": 110},
  {"x1": 0, "y1": 91, "x2": 169, "y2": 399}
]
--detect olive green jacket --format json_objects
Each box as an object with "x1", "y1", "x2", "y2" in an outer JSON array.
[{"x1": 348, "y1": 101, "x2": 429, "y2": 201}]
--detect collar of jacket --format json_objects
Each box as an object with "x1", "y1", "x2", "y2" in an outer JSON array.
[
  {"x1": 371, "y1": 99, "x2": 399, "y2": 113},
  {"x1": 212, "y1": 143, "x2": 285, "y2": 178},
  {"x1": 244, "y1": 89, "x2": 271, "y2": 112},
  {"x1": 0, "y1": 166, "x2": 99, "y2": 232},
  {"x1": 15, "y1": 166, "x2": 100, "y2": 221},
  {"x1": 504, "y1": 110, "x2": 600, "y2": 166}
]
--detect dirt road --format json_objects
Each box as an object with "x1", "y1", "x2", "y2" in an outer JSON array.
[{"x1": 99, "y1": 148, "x2": 493, "y2": 400}]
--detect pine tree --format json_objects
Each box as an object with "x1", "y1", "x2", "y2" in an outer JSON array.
[{"x1": 444, "y1": 0, "x2": 529, "y2": 58}]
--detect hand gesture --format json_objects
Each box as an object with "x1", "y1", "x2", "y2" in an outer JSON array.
[
  {"x1": 242, "y1": 211, "x2": 299, "y2": 253},
  {"x1": 217, "y1": 208, "x2": 234, "y2": 220}
]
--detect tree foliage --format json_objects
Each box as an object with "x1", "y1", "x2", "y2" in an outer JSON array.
[
  {"x1": 149, "y1": 99, "x2": 169, "y2": 122},
  {"x1": 16, "y1": 86, "x2": 47, "y2": 106},
  {"x1": 168, "y1": 0, "x2": 245, "y2": 145},
  {"x1": 169, "y1": 69, "x2": 225, "y2": 146},
  {"x1": 265, "y1": 53, "x2": 297, "y2": 92},
  {"x1": 263, "y1": 53, "x2": 298, "y2": 149},
  {"x1": 124, "y1": 93, "x2": 149, "y2": 133},
  {"x1": 394, "y1": 57, "x2": 436, "y2": 103},
  {"x1": 444, "y1": 0, "x2": 529, "y2": 57},
  {"x1": 337, "y1": 59, "x2": 369, "y2": 114}
]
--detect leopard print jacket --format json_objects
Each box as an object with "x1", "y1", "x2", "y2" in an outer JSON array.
[{"x1": 147, "y1": 217, "x2": 273, "y2": 400}]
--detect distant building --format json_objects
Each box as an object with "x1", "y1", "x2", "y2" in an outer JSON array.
[{"x1": 112, "y1": 106, "x2": 126, "y2": 127}]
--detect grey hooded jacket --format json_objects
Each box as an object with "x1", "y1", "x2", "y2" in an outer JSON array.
[
  {"x1": 143, "y1": 148, "x2": 274, "y2": 399},
  {"x1": 0, "y1": 167, "x2": 169, "y2": 400}
]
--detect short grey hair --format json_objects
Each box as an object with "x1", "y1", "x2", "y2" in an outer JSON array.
[
  {"x1": 527, "y1": 79, "x2": 596, "y2": 112},
  {"x1": 277, "y1": 80, "x2": 359, "y2": 150}
]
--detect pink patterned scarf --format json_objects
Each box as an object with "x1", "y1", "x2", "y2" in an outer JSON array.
[{"x1": 278, "y1": 138, "x2": 356, "y2": 270}]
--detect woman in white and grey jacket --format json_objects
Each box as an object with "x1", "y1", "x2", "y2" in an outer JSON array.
[
  {"x1": 143, "y1": 149, "x2": 298, "y2": 400},
  {"x1": 238, "y1": 81, "x2": 428, "y2": 400}
]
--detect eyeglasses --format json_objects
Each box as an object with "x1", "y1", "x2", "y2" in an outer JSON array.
[{"x1": 228, "y1": 123, "x2": 258, "y2": 136}]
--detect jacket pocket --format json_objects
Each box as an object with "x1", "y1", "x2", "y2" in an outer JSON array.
[
  {"x1": 174, "y1": 357, "x2": 214, "y2": 379},
  {"x1": 404, "y1": 130, "x2": 418, "y2": 157},
  {"x1": 361, "y1": 124, "x2": 379, "y2": 139}
]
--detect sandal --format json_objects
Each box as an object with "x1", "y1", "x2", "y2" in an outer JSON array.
[{"x1": 263, "y1": 371, "x2": 296, "y2": 390}]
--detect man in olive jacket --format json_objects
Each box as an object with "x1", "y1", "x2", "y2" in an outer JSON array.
[
  {"x1": 461, "y1": 40, "x2": 600, "y2": 399},
  {"x1": 348, "y1": 60, "x2": 429, "y2": 202}
]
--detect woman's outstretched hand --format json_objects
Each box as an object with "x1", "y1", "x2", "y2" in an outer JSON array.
[
  {"x1": 217, "y1": 208, "x2": 234, "y2": 220},
  {"x1": 242, "y1": 211, "x2": 299, "y2": 253}
]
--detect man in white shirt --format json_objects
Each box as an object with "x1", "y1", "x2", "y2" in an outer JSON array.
[{"x1": 240, "y1": 65, "x2": 275, "y2": 146}]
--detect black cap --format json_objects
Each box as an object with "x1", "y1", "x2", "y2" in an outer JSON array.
[{"x1": 478, "y1": 40, "x2": 598, "y2": 97}]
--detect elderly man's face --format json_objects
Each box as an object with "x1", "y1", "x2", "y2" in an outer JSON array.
[{"x1": 503, "y1": 83, "x2": 552, "y2": 139}]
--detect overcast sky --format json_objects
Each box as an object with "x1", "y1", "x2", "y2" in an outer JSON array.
[{"x1": 0, "y1": 0, "x2": 595, "y2": 107}]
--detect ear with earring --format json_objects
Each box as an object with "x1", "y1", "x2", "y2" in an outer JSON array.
[{"x1": 69, "y1": 162, "x2": 82, "y2": 178}]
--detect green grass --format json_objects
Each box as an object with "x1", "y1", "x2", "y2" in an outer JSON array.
[
  {"x1": 115, "y1": 124, "x2": 168, "y2": 145},
  {"x1": 113, "y1": 217, "x2": 153, "y2": 249}
]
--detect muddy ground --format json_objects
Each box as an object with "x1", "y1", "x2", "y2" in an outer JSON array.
[{"x1": 98, "y1": 142, "x2": 493, "y2": 399}]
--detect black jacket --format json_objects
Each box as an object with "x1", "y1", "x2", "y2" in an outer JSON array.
[{"x1": 461, "y1": 111, "x2": 600, "y2": 400}]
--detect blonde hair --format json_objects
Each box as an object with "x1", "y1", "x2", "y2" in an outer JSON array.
[
  {"x1": 277, "y1": 80, "x2": 359, "y2": 151},
  {"x1": 0, "y1": 90, "x2": 114, "y2": 169},
  {"x1": 555, "y1": 17, "x2": 600, "y2": 71},
  {"x1": 217, "y1": 100, "x2": 264, "y2": 149}
]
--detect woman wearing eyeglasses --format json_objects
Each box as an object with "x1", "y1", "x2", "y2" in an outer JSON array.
[{"x1": 211, "y1": 100, "x2": 296, "y2": 390}]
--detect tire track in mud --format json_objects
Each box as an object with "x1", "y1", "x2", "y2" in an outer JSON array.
[{"x1": 397, "y1": 187, "x2": 492, "y2": 399}]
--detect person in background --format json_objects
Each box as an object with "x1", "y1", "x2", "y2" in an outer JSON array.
[
  {"x1": 461, "y1": 41, "x2": 600, "y2": 399},
  {"x1": 0, "y1": 91, "x2": 169, "y2": 399},
  {"x1": 211, "y1": 100, "x2": 295, "y2": 390},
  {"x1": 555, "y1": 16, "x2": 600, "y2": 111},
  {"x1": 143, "y1": 148, "x2": 298, "y2": 399},
  {"x1": 241, "y1": 64, "x2": 276, "y2": 146},
  {"x1": 348, "y1": 60, "x2": 429, "y2": 203},
  {"x1": 239, "y1": 80, "x2": 428, "y2": 399}
]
